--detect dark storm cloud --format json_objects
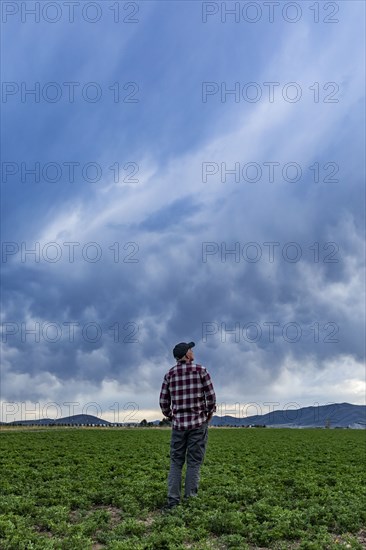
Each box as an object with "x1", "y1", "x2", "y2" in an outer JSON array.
[{"x1": 1, "y1": 2, "x2": 365, "y2": 412}]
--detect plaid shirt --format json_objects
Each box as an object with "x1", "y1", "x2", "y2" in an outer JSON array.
[{"x1": 159, "y1": 361, "x2": 216, "y2": 430}]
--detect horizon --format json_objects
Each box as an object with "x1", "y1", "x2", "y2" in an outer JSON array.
[{"x1": 2, "y1": 401, "x2": 365, "y2": 425}]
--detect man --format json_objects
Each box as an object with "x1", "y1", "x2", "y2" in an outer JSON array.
[{"x1": 159, "y1": 341, "x2": 216, "y2": 510}]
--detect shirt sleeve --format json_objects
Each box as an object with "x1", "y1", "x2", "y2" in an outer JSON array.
[
  {"x1": 201, "y1": 368, "x2": 216, "y2": 415},
  {"x1": 159, "y1": 374, "x2": 172, "y2": 419}
]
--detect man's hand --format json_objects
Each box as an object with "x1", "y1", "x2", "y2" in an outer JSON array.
[{"x1": 207, "y1": 412, "x2": 213, "y2": 423}]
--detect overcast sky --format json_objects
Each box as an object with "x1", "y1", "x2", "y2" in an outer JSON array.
[{"x1": 1, "y1": 1, "x2": 365, "y2": 423}]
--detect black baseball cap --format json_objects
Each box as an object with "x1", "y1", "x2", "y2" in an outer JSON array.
[{"x1": 173, "y1": 341, "x2": 195, "y2": 360}]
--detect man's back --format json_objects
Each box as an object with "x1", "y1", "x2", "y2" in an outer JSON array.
[{"x1": 160, "y1": 361, "x2": 216, "y2": 430}]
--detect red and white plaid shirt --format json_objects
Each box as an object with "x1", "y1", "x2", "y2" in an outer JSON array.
[{"x1": 159, "y1": 361, "x2": 216, "y2": 430}]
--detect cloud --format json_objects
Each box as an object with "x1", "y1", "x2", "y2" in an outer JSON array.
[{"x1": 1, "y1": 2, "x2": 365, "y2": 417}]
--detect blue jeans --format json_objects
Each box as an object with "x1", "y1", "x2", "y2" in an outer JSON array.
[{"x1": 167, "y1": 422, "x2": 208, "y2": 506}]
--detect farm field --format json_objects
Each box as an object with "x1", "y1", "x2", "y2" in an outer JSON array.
[{"x1": 0, "y1": 428, "x2": 365, "y2": 549}]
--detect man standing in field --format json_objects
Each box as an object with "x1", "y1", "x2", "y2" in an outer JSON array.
[{"x1": 159, "y1": 341, "x2": 216, "y2": 510}]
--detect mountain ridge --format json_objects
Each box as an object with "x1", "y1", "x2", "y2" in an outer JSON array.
[
  {"x1": 2, "y1": 403, "x2": 365, "y2": 428},
  {"x1": 211, "y1": 402, "x2": 366, "y2": 428}
]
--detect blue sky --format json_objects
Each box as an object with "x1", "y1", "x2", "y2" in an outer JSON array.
[{"x1": 1, "y1": 1, "x2": 365, "y2": 422}]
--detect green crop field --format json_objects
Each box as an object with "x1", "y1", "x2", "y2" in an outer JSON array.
[{"x1": 1, "y1": 428, "x2": 365, "y2": 549}]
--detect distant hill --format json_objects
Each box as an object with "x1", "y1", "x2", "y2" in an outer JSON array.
[
  {"x1": 211, "y1": 403, "x2": 366, "y2": 428},
  {"x1": 8, "y1": 418, "x2": 55, "y2": 426},
  {"x1": 8, "y1": 414, "x2": 111, "y2": 426},
  {"x1": 54, "y1": 414, "x2": 111, "y2": 425}
]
